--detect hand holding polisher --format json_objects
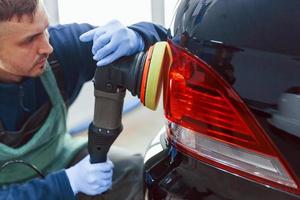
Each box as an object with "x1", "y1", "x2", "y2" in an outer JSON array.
[{"x1": 88, "y1": 41, "x2": 173, "y2": 163}]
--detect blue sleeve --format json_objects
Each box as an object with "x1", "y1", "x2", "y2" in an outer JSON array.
[
  {"x1": 0, "y1": 170, "x2": 75, "y2": 200},
  {"x1": 48, "y1": 23, "x2": 97, "y2": 106},
  {"x1": 129, "y1": 22, "x2": 168, "y2": 50}
]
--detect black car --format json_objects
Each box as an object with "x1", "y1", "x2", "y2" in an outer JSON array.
[{"x1": 143, "y1": 0, "x2": 300, "y2": 199}]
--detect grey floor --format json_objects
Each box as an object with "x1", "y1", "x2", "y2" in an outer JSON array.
[{"x1": 67, "y1": 81, "x2": 165, "y2": 155}]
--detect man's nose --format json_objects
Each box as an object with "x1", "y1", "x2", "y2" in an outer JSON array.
[{"x1": 38, "y1": 32, "x2": 53, "y2": 55}]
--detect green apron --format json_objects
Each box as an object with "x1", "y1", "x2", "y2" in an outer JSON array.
[{"x1": 0, "y1": 63, "x2": 87, "y2": 185}]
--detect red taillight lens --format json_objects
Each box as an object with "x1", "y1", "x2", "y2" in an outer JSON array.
[{"x1": 163, "y1": 40, "x2": 299, "y2": 194}]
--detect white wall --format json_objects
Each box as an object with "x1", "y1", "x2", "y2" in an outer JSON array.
[
  {"x1": 164, "y1": 0, "x2": 179, "y2": 28},
  {"x1": 57, "y1": 0, "x2": 178, "y2": 27},
  {"x1": 58, "y1": 0, "x2": 152, "y2": 26}
]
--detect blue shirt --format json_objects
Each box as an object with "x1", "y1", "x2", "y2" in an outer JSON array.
[{"x1": 0, "y1": 22, "x2": 167, "y2": 199}]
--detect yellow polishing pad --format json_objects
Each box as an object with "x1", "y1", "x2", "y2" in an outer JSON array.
[{"x1": 144, "y1": 42, "x2": 173, "y2": 110}]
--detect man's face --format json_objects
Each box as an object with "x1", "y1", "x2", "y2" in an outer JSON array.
[{"x1": 0, "y1": 3, "x2": 53, "y2": 82}]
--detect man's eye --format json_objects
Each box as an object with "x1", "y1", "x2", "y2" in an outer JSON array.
[
  {"x1": 27, "y1": 37, "x2": 35, "y2": 43},
  {"x1": 24, "y1": 35, "x2": 38, "y2": 44}
]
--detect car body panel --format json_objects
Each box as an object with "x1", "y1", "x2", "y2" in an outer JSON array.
[{"x1": 144, "y1": 0, "x2": 300, "y2": 199}]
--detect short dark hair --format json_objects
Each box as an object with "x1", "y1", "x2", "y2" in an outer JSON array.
[{"x1": 0, "y1": 0, "x2": 39, "y2": 22}]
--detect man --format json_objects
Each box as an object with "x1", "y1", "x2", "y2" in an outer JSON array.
[{"x1": 0, "y1": 0, "x2": 167, "y2": 199}]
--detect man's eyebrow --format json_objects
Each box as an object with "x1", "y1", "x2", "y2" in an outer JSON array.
[
  {"x1": 20, "y1": 32, "x2": 41, "y2": 43},
  {"x1": 21, "y1": 23, "x2": 49, "y2": 42}
]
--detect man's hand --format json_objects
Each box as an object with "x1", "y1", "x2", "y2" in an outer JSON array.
[
  {"x1": 79, "y1": 19, "x2": 144, "y2": 66},
  {"x1": 65, "y1": 155, "x2": 114, "y2": 196}
]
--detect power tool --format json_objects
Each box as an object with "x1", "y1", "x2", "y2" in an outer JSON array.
[{"x1": 88, "y1": 41, "x2": 172, "y2": 163}]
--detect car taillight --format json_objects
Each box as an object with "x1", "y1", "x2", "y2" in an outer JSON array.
[{"x1": 163, "y1": 40, "x2": 300, "y2": 194}]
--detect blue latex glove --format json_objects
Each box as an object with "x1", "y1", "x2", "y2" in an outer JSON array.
[
  {"x1": 79, "y1": 20, "x2": 145, "y2": 66},
  {"x1": 65, "y1": 155, "x2": 114, "y2": 196}
]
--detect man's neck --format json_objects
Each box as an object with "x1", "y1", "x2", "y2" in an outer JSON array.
[{"x1": 0, "y1": 69, "x2": 23, "y2": 83}]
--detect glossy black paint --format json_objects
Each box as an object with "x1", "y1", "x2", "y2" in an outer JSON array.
[
  {"x1": 145, "y1": 0, "x2": 300, "y2": 199},
  {"x1": 172, "y1": 0, "x2": 300, "y2": 104}
]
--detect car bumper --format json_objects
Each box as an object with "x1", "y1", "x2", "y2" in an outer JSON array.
[{"x1": 144, "y1": 128, "x2": 300, "y2": 200}]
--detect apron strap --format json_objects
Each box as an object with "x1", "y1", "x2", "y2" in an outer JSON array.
[{"x1": 48, "y1": 53, "x2": 68, "y2": 105}]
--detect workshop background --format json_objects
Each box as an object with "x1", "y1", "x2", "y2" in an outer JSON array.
[{"x1": 43, "y1": 0, "x2": 178, "y2": 154}]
